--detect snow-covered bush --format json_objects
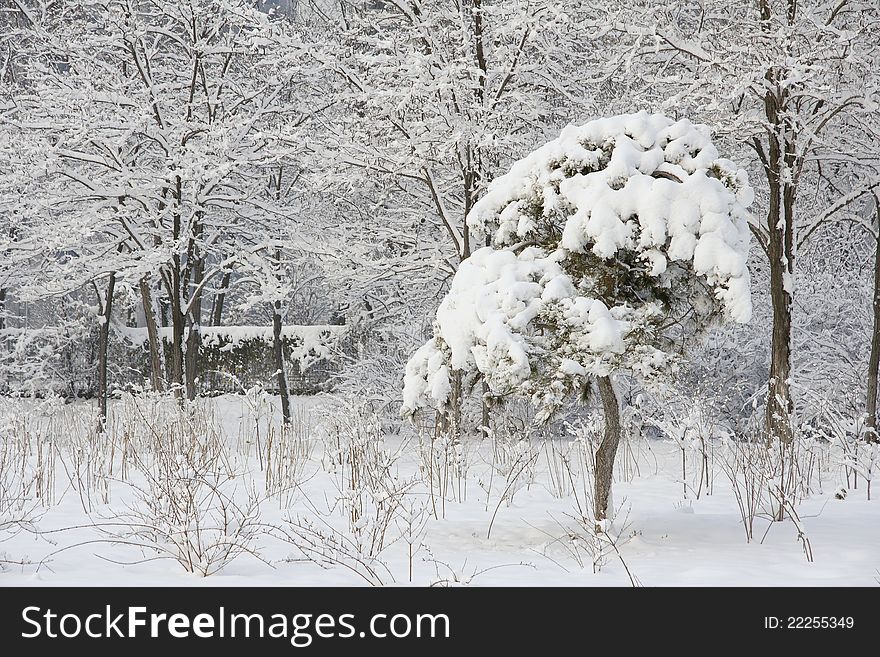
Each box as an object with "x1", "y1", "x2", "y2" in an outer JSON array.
[
  {"x1": 264, "y1": 408, "x2": 316, "y2": 506},
  {"x1": 418, "y1": 427, "x2": 471, "y2": 518},
  {"x1": 332, "y1": 321, "x2": 431, "y2": 427},
  {"x1": 645, "y1": 397, "x2": 725, "y2": 500},
  {"x1": 280, "y1": 401, "x2": 418, "y2": 584},
  {"x1": 0, "y1": 413, "x2": 41, "y2": 569},
  {"x1": 482, "y1": 421, "x2": 539, "y2": 538},
  {"x1": 403, "y1": 112, "x2": 753, "y2": 419},
  {"x1": 98, "y1": 407, "x2": 264, "y2": 576},
  {"x1": 0, "y1": 320, "x2": 99, "y2": 399},
  {"x1": 318, "y1": 401, "x2": 414, "y2": 557}
]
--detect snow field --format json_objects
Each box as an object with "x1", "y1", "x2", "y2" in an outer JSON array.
[{"x1": 1, "y1": 393, "x2": 878, "y2": 587}]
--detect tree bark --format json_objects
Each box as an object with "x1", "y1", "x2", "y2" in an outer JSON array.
[
  {"x1": 766, "y1": 227, "x2": 794, "y2": 444},
  {"x1": 210, "y1": 270, "x2": 231, "y2": 326},
  {"x1": 168, "y1": 176, "x2": 185, "y2": 400},
  {"x1": 169, "y1": 279, "x2": 184, "y2": 400},
  {"x1": 139, "y1": 277, "x2": 164, "y2": 393},
  {"x1": 97, "y1": 272, "x2": 117, "y2": 433},
  {"x1": 184, "y1": 257, "x2": 204, "y2": 401},
  {"x1": 866, "y1": 197, "x2": 880, "y2": 442},
  {"x1": 436, "y1": 370, "x2": 463, "y2": 437},
  {"x1": 594, "y1": 375, "x2": 621, "y2": 528},
  {"x1": 763, "y1": 75, "x2": 795, "y2": 444},
  {"x1": 273, "y1": 300, "x2": 291, "y2": 426}
]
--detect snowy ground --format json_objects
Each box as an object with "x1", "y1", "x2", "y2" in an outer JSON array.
[{"x1": 1, "y1": 394, "x2": 878, "y2": 587}]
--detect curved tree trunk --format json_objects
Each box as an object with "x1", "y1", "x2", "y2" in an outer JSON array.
[{"x1": 594, "y1": 375, "x2": 621, "y2": 529}]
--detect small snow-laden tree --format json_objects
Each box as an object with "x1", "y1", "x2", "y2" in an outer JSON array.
[
  {"x1": 403, "y1": 112, "x2": 754, "y2": 525},
  {"x1": 9, "y1": 0, "x2": 322, "y2": 402},
  {"x1": 1, "y1": 3, "x2": 122, "y2": 402},
  {"x1": 584, "y1": 0, "x2": 880, "y2": 443}
]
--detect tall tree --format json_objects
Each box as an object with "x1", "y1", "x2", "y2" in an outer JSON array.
[
  {"x1": 864, "y1": 195, "x2": 880, "y2": 441},
  {"x1": 588, "y1": 0, "x2": 880, "y2": 442}
]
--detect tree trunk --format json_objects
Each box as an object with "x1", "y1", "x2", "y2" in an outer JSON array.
[
  {"x1": 594, "y1": 375, "x2": 621, "y2": 528},
  {"x1": 451, "y1": 371, "x2": 464, "y2": 434},
  {"x1": 866, "y1": 199, "x2": 880, "y2": 442},
  {"x1": 97, "y1": 272, "x2": 117, "y2": 433},
  {"x1": 140, "y1": 277, "x2": 164, "y2": 393},
  {"x1": 184, "y1": 258, "x2": 204, "y2": 401},
  {"x1": 435, "y1": 370, "x2": 464, "y2": 437},
  {"x1": 763, "y1": 79, "x2": 795, "y2": 445},
  {"x1": 169, "y1": 267, "x2": 185, "y2": 401},
  {"x1": 211, "y1": 270, "x2": 231, "y2": 326},
  {"x1": 766, "y1": 230, "x2": 794, "y2": 444},
  {"x1": 0, "y1": 287, "x2": 6, "y2": 330},
  {"x1": 167, "y1": 176, "x2": 185, "y2": 400},
  {"x1": 273, "y1": 300, "x2": 291, "y2": 426},
  {"x1": 184, "y1": 318, "x2": 200, "y2": 400}
]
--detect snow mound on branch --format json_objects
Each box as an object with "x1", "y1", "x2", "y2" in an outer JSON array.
[
  {"x1": 405, "y1": 248, "x2": 556, "y2": 411},
  {"x1": 402, "y1": 247, "x2": 645, "y2": 415},
  {"x1": 403, "y1": 112, "x2": 753, "y2": 418},
  {"x1": 468, "y1": 111, "x2": 753, "y2": 323}
]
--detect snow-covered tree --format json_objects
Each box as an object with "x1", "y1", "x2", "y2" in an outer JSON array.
[
  {"x1": 403, "y1": 112, "x2": 754, "y2": 522},
  {"x1": 325, "y1": 0, "x2": 593, "y2": 261},
  {"x1": 866, "y1": 193, "x2": 880, "y2": 441},
  {"x1": 585, "y1": 0, "x2": 880, "y2": 442},
  {"x1": 7, "y1": 0, "x2": 321, "y2": 405},
  {"x1": 230, "y1": 164, "x2": 324, "y2": 425}
]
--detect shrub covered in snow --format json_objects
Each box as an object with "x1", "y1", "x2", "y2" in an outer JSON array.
[{"x1": 403, "y1": 112, "x2": 753, "y2": 420}]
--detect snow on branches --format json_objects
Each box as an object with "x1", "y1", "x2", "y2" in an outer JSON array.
[{"x1": 403, "y1": 112, "x2": 754, "y2": 420}]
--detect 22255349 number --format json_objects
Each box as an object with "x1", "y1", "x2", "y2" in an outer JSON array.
[{"x1": 764, "y1": 617, "x2": 854, "y2": 629}]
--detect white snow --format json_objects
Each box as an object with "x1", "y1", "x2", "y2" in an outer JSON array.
[{"x1": 2, "y1": 395, "x2": 878, "y2": 587}]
